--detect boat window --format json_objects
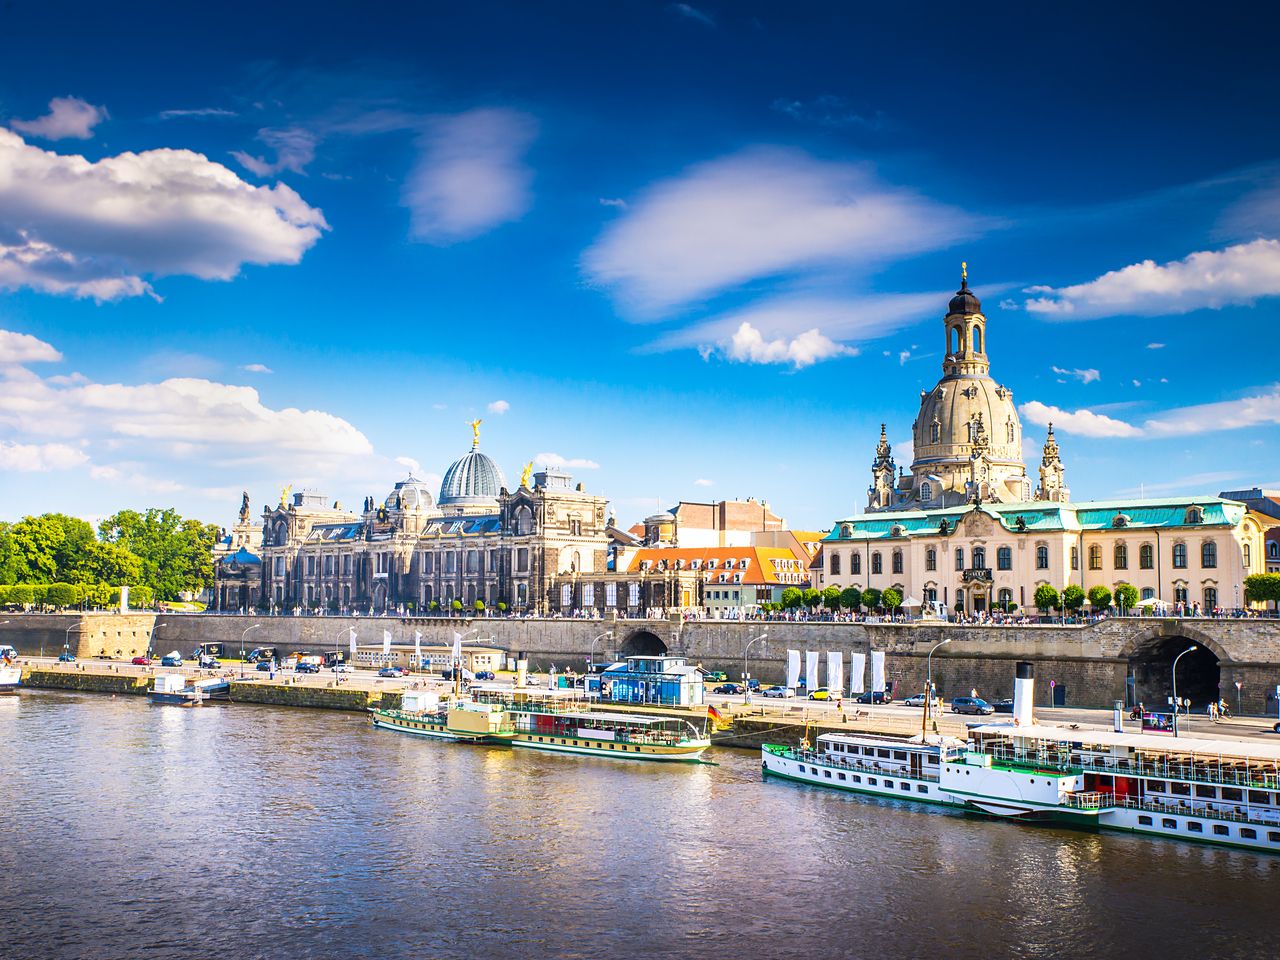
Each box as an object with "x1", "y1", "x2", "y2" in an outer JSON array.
[
  {"x1": 1213, "y1": 825, "x2": 1229, "y2": 836},
  {"x1": 1268, "y1": 832, "x2": 1280, "y2": 843},
  {"x1": 824, "y1": 770, "x2": 832, "y2": 778},
  {"x1": 901, "y1": 783, "x2": 910, "y2": 792},
  {"x1": 893, "y1": 751, "x2": 908, "y2": 761},
  {"x1": 1148, "y1": 780, "x2": 1167, "y2": 793},
  {"x1": 1162, "y1": 818, "x2": 1177, "y2": 829},
  {"x1": 917, "y1": 785, "x2": 928, "y2": 794},
  {"x1": 851, "y1": 775, "x2": 861, "y2": 783},
  {"x1": 868, "y1": 778, "x2": 877, "y2": 786},
  {"x1": 1240, "y1": 828, "x2": 1257, "y2": 840},
  {"x1": 1195, "y1": 785, "x2": 1215, "y2": 798},
  {"x1": 1249, "y1": 791, "x2": 1271, "y2": 805},
  {"x1": 885, "y1": 780, "x2": 894, "y2": 789},
  {"x1": 1138, "y1": 816, "x2": 1153, "y2": 826},
  {"x1": 1222, "y1": 788, "x2": 1243, "y2": 802},
  {"x1": 877, "y1": 749, "x2": 891, "y2": 758},
  {"x1": 838, "y1": 773, "x2": 846, "y2": 781},
  {"x1": 1170, "y1": 782, "x2": 1191, "y2": 796},
  {"x1": 1187, "y1": 821, "x2": 1203, "y2": 833}
]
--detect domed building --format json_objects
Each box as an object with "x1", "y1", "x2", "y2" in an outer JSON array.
[
  {"x1": 819, "y1": 267, "x2": 1269, "y2": 618},
  {"x1": 438, "y1": 436, "x2": 507, "y2": 515}
]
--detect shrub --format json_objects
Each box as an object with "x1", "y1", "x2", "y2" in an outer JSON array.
[
  {"x1": 1087, "y1": 585, "x2": 1112, "y2": 610},
  {"x1": 882, "y1": 588, "x2": 903, "y2": 610},
  {"x1": 839, "y1": 586, "x2": 862, "y2": 610},
  {"x1": 1061, "y1": 584, "x2": 1086, "y2": 611},
  {"x1": 1033, "y1": 583, "x2": 1059, "y2": 612},
  {"x1": 863, "y1": 587, "x2": 882, "y2": 610}
]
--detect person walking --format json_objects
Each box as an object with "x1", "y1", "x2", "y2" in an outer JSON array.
[{"x1": 1208, "y1": 700, "x2": 1218, "y2": 723}]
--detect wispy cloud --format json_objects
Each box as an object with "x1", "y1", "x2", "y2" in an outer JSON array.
[
  {"x1": 694, "y1": 478, "x2": 713, "y2": 487},
  {"x1": 584, "y1": 147, "x2": 982, "y2": 314},
  {"x1": 403, "y1": 108, "x2": 537, "y2": 244},
  {"x1": 159, "y1": 107, "x2": 238, "y2": 120},
  {"x1": 1051, "y1": 366, "x2": 1101, "y2": 384},
  {"x1": 534, "y1": 451, "x2": 600, "y2": 470},
  {"x1": 1147, "y1": 342, "x2": 1165, "y2": 349},
  {"x1": 394, "y1": 455, "x2": 421, "y2": 475},
  {"x1": 232, "y1": 126, "x2": 318, "y2": 177},
  {"x1": 669, "y1": 3, "x2": 715, "y2": 27},
  {"x1": 9, "y1": 96, "x2": 107, "y2": 140},
  {"x1": 771, "y1": 95, "x2": 881, "y2": 129},
  {"x1": 1023, "y1": 239, "x2": 1280, "y2": 319},
  {"x1": 1020, "y1": 401, "x2": 1141, "y2": 438},
  {"x1": 241, "y1": 363, "x2": 273, "y2": 374},
  {"x1": 0, "y1": 440, "x2": 88, "y2": 472},
  {"x1": 1022, "y1": 383, "x2": 1280, "y2": 440},
  {"x1": 487, "y1": 399, "x2": 510, "y2": 414}
]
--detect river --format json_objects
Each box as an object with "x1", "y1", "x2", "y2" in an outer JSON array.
[{"x1": 1, "y1": 691, "x2": 1276, "y2": 960}]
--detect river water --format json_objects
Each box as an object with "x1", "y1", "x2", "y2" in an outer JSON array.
[{"x1": 1, "y1": 691, "x2": 1277, "y2": 960}]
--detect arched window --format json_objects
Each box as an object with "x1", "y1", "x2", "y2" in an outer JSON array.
[
  {"x1": 1172, "y1": 543, "x2": 1187, "y2": 568},
  {"x1": 974, "y1": 326, "x2": 983, "y2": 353},
  {"x1": 967, "y1": 420, "x2": 975, "y2": 442},
  {"x1": 841, "y1": 524, "x2": 852, "y2": 538},
  {"x1": 930, "y1": 421, "x2": 940, "y2": 444},
  {"x1": 955, "y1": 548, "x2": 965, "y2": 571},
  {"x1": 1139, "y1": 543, "x2": 1154, "y2": 570},
  {"x1": 1006, "y1": 420, "x2": 1014, "y2": 443},
  {"x1": 1114, "y1": 543, "x2": 1128, "y2": 570},
  {"x1": 997, "y1": 588, "x2": 1013, "y2": 607},
  {"x1": 1201, "y1": 541, "x2": 1217, "y2": 568},
  {"x1": 1141, "y1": 587, "x2": 1154, "y2": 600},
  {"x1": 830, "y1": 553, "x2": 842, "y2": 576},
  {"x1": 1186, "y1": 506, "x2": 1204, "y2": 524},
  {"x1": 892, "y1": 549, "x2": 903, "y2": 574},
  {"x1": 972, "y1": 547, "x2": 986, "y2": 569},
  {"x1": 997, "y1": 546, "x2": 1012, "y2": 570},
  {"x1": 1174, "y1": 585, "x2": 1188, "y2": 604},
  {"x1": 1088, "y1": 544, "x2": 1102, "y2": 570},
  {"x1": 1070, "y1": 546, "x2": 1079, "y2": 571},
  {"x1": 852, "y1": 553, "x2": 862, "y2": 575},
  {"x1": 1204, "y1": 587, "x2": 1218, "y2": 609},
  {"x1": 920, "y1": 481, "x2": 933, "y2": 501},
  {"x1": 949, "y1": 326, "x2": 958, "y2": 355},
  {"x1": 871, "y1": 552, "x2": 882, "y2": 575},
  {"x1": 1270, "y1": 541, "x2": 1279, "y2": 560},
  {"x1": 925, "y1": 549, "x2": 937, "y2": 571},
  {"x1": 1244, "y1": 542, "x2": 1251, "y2": 567}
]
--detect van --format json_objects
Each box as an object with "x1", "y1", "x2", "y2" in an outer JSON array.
[{"x1": 0, "y1": 645, "x2": 18, "y2": 661}]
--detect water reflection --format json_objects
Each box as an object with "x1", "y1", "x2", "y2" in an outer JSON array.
[{"x1": 1, "y1": 691, "x2": 1277, "y2": 960}]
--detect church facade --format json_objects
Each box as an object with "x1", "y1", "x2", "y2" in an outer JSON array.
[
  {"x1": 212, "y1": 427, "x2": 610, "y2": 615},
  {"x1": 819, "y1": 270, "x2": 1271, "y2": 615}
]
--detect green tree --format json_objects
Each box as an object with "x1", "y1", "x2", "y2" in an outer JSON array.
[
  {"x1": 839, "y1": 586, "x2": 863, "y2": 610},
  {"x1": 802, "y1": 587, "x2": 821, "y2": 608},
  {"x1": 882, "y1": 587, "x2": 903, "y2": 611},
  {"x1": 7, "y1": 515, "x2": 64, "y2": 582},
  {"x1": 1033, "y1": 583, "x2": 1060, "y2": 612},
  {"x1": 1114, "y1": 583, "x2": 1139, "y2": 612},
  {"x1": 451, "y1": 599, "x2": 463, "y2": 612},
  {"x1": 821, "y1": 586, "x2": 841, "y2": 611},
  {"x1": 98, "y1": 508, "x2": 220, "y2": 600},
  {"x1": 1087, "y1": 585, "x2": 1112, "y2": 610},
  {"x1": 45, "y1": 582, "x2": 77, "y2": 608},
  {"x1": 474, "y1": 599, "x2": 485, "y2": 612},
  {"x1": 780, "y1": 586, "x2": 803, "y2": 609},
  {"x1": 1244, "y1": 573, "x2": 1280, "y2": 605},
  {"x1": 7, "y1": 583, "x2": 33, "y2": 607},
  {"x1": 81, "y1": 583, "x2": 113, "y2": 609},
  {"x1": 70, "y1": 541, "x2": 143, "y2": 586},
  {"x1": 863, "y1": 587, "x2": 882, "y2": 610},
  {"x1": 1061, "y1": 584, "x2": 1086, "y2": 611}
]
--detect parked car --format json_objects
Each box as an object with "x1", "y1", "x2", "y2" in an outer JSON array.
[
  {"x1": 807, "y1": 687, "x2": 834, "y2": 701},
  {"x1": 198, "y1": 656, "x2": 220, "y2": 669},
  {"x1": 762, "y1": 685, "x2": 790, "y2": 698},
  {"x1": 331, "y1": 663, "x2": 355, "y2": 674},
  {"x1": 712, "y1": 683, "x2": 744, "y2": 695},
  {"x1": 131, "y1": 656, "x2": 152, "y2": 666},
  {"x1": 160, "y1": 653, "x2": 183, "y2": 667},
  {"x1": 951, "y1": 696, "x2": 995, "y2": 715},
  {"x1": 746, "y1": 678, "x2": 761, "y2": 691},
  {"x1": 58, "y1": 652, "x2": 77, "y2": 663},
  {"x1": 378, "y1": 666, "x2": 406, "y2": 678},
  {"x1": 853, "y1": 691, "x2": 893, "y2": 704},
  {"x1": 473, "y1": 670, "x2": 496, "y2": 681},
  {"x1": 992, "y1": 698, "x2": 1015, "y2": 714},
  {"x1": 902, "y1": 693, "x2": 929, "y2": 707},
  {"x1": 295, "y1": 661, "x2": 321, "y2": 674},
  {"x1": 256, "y1": 661, "x2": 273, "y2": 672},
  {"x1": 703, "y1": 671, "x2": 728, "y2": 682}
]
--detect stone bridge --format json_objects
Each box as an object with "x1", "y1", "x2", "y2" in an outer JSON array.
[{"x1": 3, "y1": 613, "x2": 1278, "y2": 714}]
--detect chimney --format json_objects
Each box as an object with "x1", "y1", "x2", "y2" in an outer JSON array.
[{"x1": 1013, "y1": 661, "x2": 1034, "y2": 727}]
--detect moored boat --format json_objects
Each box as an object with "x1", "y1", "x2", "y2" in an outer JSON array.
[{"x1": 0, "y1": 665, "x2": 21, "y2": 695}]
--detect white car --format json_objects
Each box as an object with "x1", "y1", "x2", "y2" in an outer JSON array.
[{"x1": 331, "y1": 663, "x2": 355, "y2": 673}]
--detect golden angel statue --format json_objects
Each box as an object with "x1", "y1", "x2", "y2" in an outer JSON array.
[
  {"x1": 520, "y1": 461, "x2": 533, "y2": 488},
  {"x1": 469, "y1": 418, "x2": 482, "y2": 447}
]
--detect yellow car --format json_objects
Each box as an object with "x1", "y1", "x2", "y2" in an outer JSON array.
[{"x1": 807, "y1": 687, "x2": 834, "y2": 701}]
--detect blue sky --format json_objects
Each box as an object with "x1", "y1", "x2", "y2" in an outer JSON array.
[{"x1": 0, "y1": 1, "x2": 1277, "y2": 531}]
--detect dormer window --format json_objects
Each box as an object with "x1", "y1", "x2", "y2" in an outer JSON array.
[
  {"x1": 725, "y1": 559, "x2": 735, "y2": 570},
  {"x1": 1186, "y1": 506, "x2": 1204, "y2": 524},
  {"x1": 1112, "y1": 514, "x2": 1130, "y2": 528},
  {"x1": 691, "y1": 560, "x2": 701, "y2": 570},
  {"x1": 841, "y1": 523, "x2": 853, "y2": 538},
  {"x1": 706, "y1": 559, "x2": 717, "y2": 570},
  {"x1": 739, "y1": 559, "x2": 750, "y2": 570}
]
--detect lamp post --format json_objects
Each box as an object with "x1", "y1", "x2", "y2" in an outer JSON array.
[
  {"x1": 742, "y1": 632, "x2": 767, "y2": 703},
  {"x1": 1171, "y1": 644, "x2": 1197, "y2": 737},
  {"x1": 923, "y1": 638, "x2": 952, "y2": 738},
  {"x1": 588, "y1": 630, "x2": 613, "y2": 673},
  {"x1": 146, "y1": 621, "x2": 170, "y2": 661},
  {"x1": 452, "y1": 627, "x2": 481, "y2": 695},
  {"x1": 240, "y1": 623, "x2": 262, "y2": 678},
  {"x1": 58, "y1": 622, "x2": 84, "y2": 661}
]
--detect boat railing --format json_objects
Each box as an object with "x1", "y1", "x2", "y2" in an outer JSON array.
[
  {"x1": 979, "y1": 745, "x2": 1280, "y2": 790},
  {"x1": 781, "y1": 747, "x2": 940, "y2": 783},
  {"x1": 1066, "y1": 792, "x2": 1280, "y2": 828}
]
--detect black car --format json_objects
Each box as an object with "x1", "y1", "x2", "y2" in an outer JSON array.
[
  {"x1": 712, "y1": 683, "x2": 745, "y2": 695},
  {"x1": 473, "y1": 670, "x2": 496, "y2": 681},
  {"x1": 256, "y1": 661, "x2": 273, "y2": 672},
  {"x1": 853, "y1": 691, "x2": 892, "y2": 704},
  {"x1": 295, "y1": 662, "x2": 321, "y2": 674},
  {"x1": 992, "y1": 698, "x2": 1015, "y2": 714},
  {"x1": 951, "y1": 696, "x2": 995, "y2": 715}
]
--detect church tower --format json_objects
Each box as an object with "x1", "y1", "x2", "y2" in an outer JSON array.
[
  {"x1": 867, "y1": 424, "x2": 897, "y2": 510},
  {"x1": 1034, "y1": 423, "x2": 1070, "y2": 503}
]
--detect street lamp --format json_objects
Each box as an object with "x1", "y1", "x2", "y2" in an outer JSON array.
[
  {"x1": 923, "y1": 638, "x2": 952, "y2": 738},
  {"x1": 240, "y1": 623, "x2": 262, "y2": 677},
  {"x1": 147, "y1": 621, "x2": 170, "y2": 660},
  {"x1": 588, "y1": 630, "x2": 613, "y2": 672},
  {"x1": 742, "y1": 632, "x2": 767, "y2": 703},
  {"x1": 1171, "y1": 644, "x2": 1197, "y2": 737},
  {"x1": 58, "y1": 622, "x2": 84, "y2": 661}
]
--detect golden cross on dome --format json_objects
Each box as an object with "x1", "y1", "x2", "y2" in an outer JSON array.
[{"x1": 961, "y1": 261, "x2": 968, "y2": 284}]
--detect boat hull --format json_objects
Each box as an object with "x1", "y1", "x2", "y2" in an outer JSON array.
[
  {"x1": 761, "y1": 745, "x2": 954, "y2": 806},
  {"x1": 511, "y1": 733, "x2": 708, "y2": 762}
]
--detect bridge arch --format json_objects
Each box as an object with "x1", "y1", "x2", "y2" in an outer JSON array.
[
  {"x1": 620, "y1": 630, "x2": 668, "y2": 659},
  {"x1": 1121, "y1": 626, "x2": 1223, "y2": 710}
]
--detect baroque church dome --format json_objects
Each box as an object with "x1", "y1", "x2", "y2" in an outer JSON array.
[
  {"x1": 439, "y1": 445, "x2": 507, "y2": 509},
  {"x1": 385, "y1": 477, "x2": 435, "y2": 511}
]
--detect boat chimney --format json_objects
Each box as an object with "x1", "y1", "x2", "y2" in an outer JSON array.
[
  {"x1": 1013, "y1": 661, "x2": 1034, "y2": 727},
  {"x1": 516, "y1": 654, "x2": 529, "y2": 689}
]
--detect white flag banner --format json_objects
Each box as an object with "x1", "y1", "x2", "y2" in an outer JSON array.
[
  {"x1": 348, "y1": 628, "x2": 358, "y2": 658},
  {"x1": 414, "y1": 630, "x2": 422, "y2": 667},
  {"x1": 827, "y1": 652, "x2": 844, "y2": 697},
  {"x1": 871, "y1": 650, "x2": 886, "y2": 693},
  {"x1": 786, "y1": 650, "x2": 802, "y2": 690},
  {"x1": 382, "y1": 630, "x2": 392, "y2": 656},
  {"x1": 805, "y1": 651, "x2": 820, "y2": 692},
  {"x1": 452, "y1": 631, "x2": 462, "y2": 661},
  {"x1": 850, "y1": 653, "x2": 866, "y2": 694}
]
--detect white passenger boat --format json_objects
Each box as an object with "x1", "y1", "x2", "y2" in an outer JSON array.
[
  {"x1": 0, "y1": 664, "x2": 21, "y2": 695},
  {"x1": 763, "y1": 661, "x2": 1280, "y2": 854}
]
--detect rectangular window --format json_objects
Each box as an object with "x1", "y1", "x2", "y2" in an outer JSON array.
[
  {"x1": 1138, "y1": 815, "x2": 1153, "y2": 826},
  {"x1": 1071, "y1": 547, "x2": 1079, "y2": 571},
  {"x1": 1170, "y1": 782, "x2": 1191, "y2": 796},
  {"x1": 1195, "y1": 785, "x2": 1216, "y2": 798},
  {"x1": 1187, "y1": 822, "x2": 1203, "y2": 833},
  {"x1": 1239, "y1": 828, "x2": 1256, "y2": 840},
  {"x1": 1147, "y1": 780, "x2": 1166, "y2": 793},
  {"x1": 1248, "y1": 791, "x2": 1271, "y2": 805},
  {"x1": 1213, "y1": 825, "x2": 1229, "y2": 836},
  {"x1": 516, "y1": 548, "x2": 529, "y2": 573},
  {"x1": 605, "y1": 582, "x2": 617, "y2": 607},
  {"x1": 422, "y1": 553, "x2": 433, "y2": 575},
  {"x1": 1162, "y1": 818, "x2": 1177, "y2": 829},
  {"x1": 1222, "y1": 788, "x2": 1243, "y2": 802},
  {"x1": 955, "y1": 549, "x2": 964, "y2": 572},
  {"x1": 306, "y1": 556, "x2": 315, "y2": 576}
]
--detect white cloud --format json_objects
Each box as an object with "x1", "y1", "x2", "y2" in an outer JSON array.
[
  {"x1": 1142, "y1": 384, "x2": 1280, "y2": 437},
  {"x1": 0, "y1": 330, "x2": 62, "y2": 364},
  {"x1": 694, "y1": 478, "x2": 713, "y2": 487},
  {"x1": 394, "y1": 455, "x2": 421, "y2": 475},
  {"x1": 1147, "y1": 342, "x2": 1165, "y2": 349},
  {"x1": 231, "y1": 127, "x2": 318, "y2": 177},
  {"x1": 0, "y1": 440, "x2": 88, "y2": 471},
  {"x1": 159, "y1": 108, "x2": 237, "y2": 120},
  {"x1": 898, "y1": 350, "x2": 911, "y2": 366},
  {"x1": 535, "y1": 452, "x2": 600, "y2": 470},
  {"x1": 1023, "y1": 239, "x2": 1280, "y2": 319},
  {"x1": 241, "y1": 363, "x2": 273, "y2": 374},
  {"x1": 584, "y1": 148, "x2": 979, "y2": 313},
  {"x1": 599, "y1": 197, "x2": 628, "y2": 209},
  {"x1": 771, "y1": 95, "x2": 879, "y2": 129},
  {"x1": 0, "y1": 128, "x2": 328, "y2": 300},
  {"x1": 720, "y1": 321, "x2": 855, "y2": 368},
  {"x1": 670, "y1": 3, "x2": 715, "y2": 26},
  {"x1": 1132, "y1": 379, "x2": 1142, "y2": 388},
  {"x1": 1051, "y1": 366, "x2": 1101, "y2": 384},
  {"x1": 1019, "y1": 401, "x2": 1142, "y2": 439},
  {"x1": 402, "y1": 109, "x2": 537, "y2": 244},
  {"x1": 9, "y1": 97, "x2": 107, "y2": 140},
  {"x1": 487, "y1": 399, "x2": 510, "y2": 414}
]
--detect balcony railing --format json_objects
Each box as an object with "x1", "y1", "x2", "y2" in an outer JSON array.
[
  {"x1": 961, "y1": 567, "x2": 993, "y2": 583},
  {"x1": 1065, "y1": 792, "x2": 1280, "y2": 829},
  {"x1": 980, "y1": 746, "x2": 1280, "y2": 791}
]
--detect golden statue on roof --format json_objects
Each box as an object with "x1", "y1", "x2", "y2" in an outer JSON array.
[
  {"x1": 279, "y1": 484, "x2": 292, "y2": 508},
  {"x1": 961, "y1": 260, "x2": 967, "y2": 283},
  {"x1": 469, "y1": 418, "x2": 482, "y2": 447},
  {"x1": 520, "y1": 461, "x2": 533, "y2": 489}
]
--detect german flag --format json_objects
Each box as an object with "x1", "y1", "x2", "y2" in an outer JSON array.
[{"x1": 706, "y1": 704, "x2": 730, "y2": 731}]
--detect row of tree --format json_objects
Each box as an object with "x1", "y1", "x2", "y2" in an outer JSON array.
[
  {"x1": 1032, "y1": 583, "x2": 1137, "y2": 613},
  {"x1": 0, "y1": 508, "x2": 219, "y2": 601},
  {"x1": 0, "y1": 583, "x2": 155, "y2": 610},
  {"x1": 1244, "y1": 574, "x2": 1280, "y2": 606},
  {"x1": 775, "y1": 585, "x2": 904, "y2": 612}
]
